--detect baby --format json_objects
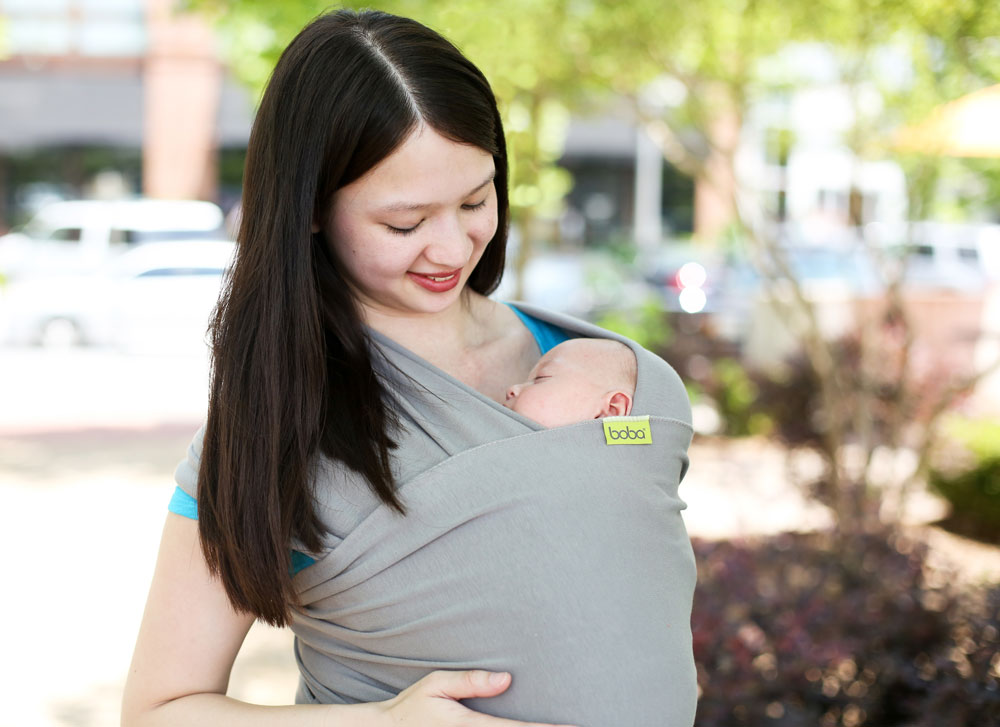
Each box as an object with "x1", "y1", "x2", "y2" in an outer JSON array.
[{"x1": 504, "y1": 337, "x2": 637, "y2": 428}]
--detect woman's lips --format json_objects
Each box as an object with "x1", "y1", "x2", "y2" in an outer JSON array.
[{"x1": 407, "y1": 268, "x2": 462, "y2": 292}]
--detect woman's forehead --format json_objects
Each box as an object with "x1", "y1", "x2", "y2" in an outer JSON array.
[{"x1": 345, "y1": 127, "x2": 495, "y2": 210}]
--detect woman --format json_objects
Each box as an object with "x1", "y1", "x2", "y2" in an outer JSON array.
[{"x1": 122, "y1": 9, "x2": 696, "y2": 727}]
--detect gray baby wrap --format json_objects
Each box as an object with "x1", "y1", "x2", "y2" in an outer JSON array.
[{"x1": 176, "y1": 303, "x2": 697, "y2": 727}]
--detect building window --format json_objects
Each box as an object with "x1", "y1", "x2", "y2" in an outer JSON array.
[
  {"x1": 3, "y1": 18, "x2": 74, "y2": 54},
  {"x1": 0, "y1": 0, "x2": 145, "y2": 57},
  {"x1": 1, "y1": 0, "x2": 72, "y2": 11},
  {"x1": 77, "y1": 20, "x2": 144, "y2": 56}
]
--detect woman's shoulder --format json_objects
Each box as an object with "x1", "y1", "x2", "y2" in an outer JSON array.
[{"x1": 173, "y1": 423, "x2": 205, "y2": 499}]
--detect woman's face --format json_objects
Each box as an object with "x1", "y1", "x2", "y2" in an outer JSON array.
[{"x1": 324, "y1": 125, "x2": 498, "y2": 320}]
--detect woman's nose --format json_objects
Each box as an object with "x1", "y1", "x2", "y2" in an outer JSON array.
[{"x1": 425, "y1": 215, "x2": 474, "y2": 267}]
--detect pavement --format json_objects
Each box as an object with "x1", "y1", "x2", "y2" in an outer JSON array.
[
  {"x1": 2, "y1": 343, "x2": 996, "y2": 727},
  {"x1": 0, "y1": 347, "x2": 304, "y2": 727}
]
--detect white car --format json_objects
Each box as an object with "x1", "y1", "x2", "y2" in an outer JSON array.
[
  {"x1": 875, "y1": 221, "x2": 998, "y2": 291},
  {"x1": 107, "y1": 240, "x2": 236, "y2": 354},
  {"x1": 1, "y1": 240, "x2": 236, "y2": 352},
  {"x1": 0, "y1": 198, "x2": 227, "y2": 280}
]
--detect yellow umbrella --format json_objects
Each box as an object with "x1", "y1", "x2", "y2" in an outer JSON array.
[{"x1": 896, "y1": 84, "x2": 1000, "y2": 158}]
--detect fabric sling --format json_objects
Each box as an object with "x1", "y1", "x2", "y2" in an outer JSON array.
[{"x1": 176, "y1": 302, "x2": 697, "y2": 727}]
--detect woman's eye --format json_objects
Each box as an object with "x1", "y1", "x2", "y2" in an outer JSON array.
[
  {"x1": 386, "y1": 222, "x2": 421, "y2": 235},
  {"x1": 462, "y1": 198, "x2": 488, "y2": 211}
]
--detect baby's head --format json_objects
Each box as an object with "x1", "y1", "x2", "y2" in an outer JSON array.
[{"x1": 503, "y1": 338, "x2": 637, "y2": 428}]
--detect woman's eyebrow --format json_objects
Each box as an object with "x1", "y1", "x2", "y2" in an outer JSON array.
[{"x1": 374, "y1": 172, "x2": 496, "y2": 214}]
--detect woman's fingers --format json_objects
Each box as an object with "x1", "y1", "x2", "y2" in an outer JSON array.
[
  {"x1": 421, "y1": 669, "x2": 512, "y2": 699},
  {"x1": 380, "y1": 670, "x2": 579, "y2": 727},
  {"x1": 414, "y1": 670, "x2": 579, "y2": 727}
]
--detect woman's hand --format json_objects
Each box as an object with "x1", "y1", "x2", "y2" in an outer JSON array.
[{"x1": 371, "y1": 670, "x2": 577, "y2": 727}]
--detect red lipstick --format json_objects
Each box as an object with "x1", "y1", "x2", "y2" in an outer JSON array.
[{"x1": 407, "y1": 268, "x2": 462, "y2": 292}]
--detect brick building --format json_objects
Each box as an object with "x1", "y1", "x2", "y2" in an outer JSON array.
[{"x1": 0, "y1": 0, "x2": 253, "y2": 232}]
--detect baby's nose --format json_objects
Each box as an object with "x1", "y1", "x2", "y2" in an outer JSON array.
[{"x1": 505, "y1": 383, "x2": 522, "y2": 401}]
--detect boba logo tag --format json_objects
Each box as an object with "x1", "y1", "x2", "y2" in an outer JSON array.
[{"x1": 602, "y1": 415, "x2": 652, "y2": 445}]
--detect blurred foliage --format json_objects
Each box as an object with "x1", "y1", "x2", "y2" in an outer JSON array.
[
  {"x1": 693, "y1": 530, "x2": 1000, "y2": 726},
  {"x1": 942, "y1": 417, "x2": 1000, "y2": 462},
  {"x1": 695, "y1": 358, "x2": 774, "y2": 438},
  {"x1": 595, "y1": 295, "x2": 672, "y2": 352},
  {"x1": 930, "y1": 417, "x2": 1000, "y2": 542},
  {"x1": 186, "y1": 0, "x2": 1000, "y2": 244},
  {"x1": 751, "y1": 335, "x2": 900, "y2": 450},
  {"x1": 680, "y1": 335, "x2": 892, "y2": 446},
  {"x1": 931, "y1": 459, "x2": 1000, "y2": 542},
  {"x1": 962, "y1": 159, "x2": 1000, "y2": 219},
  {"x1": 600, "y1": 232, "x2": 644, "y2": 266},
  {"x1": 185, "y1": 0, "x2": 587, "y2": 271},
  {"x1": 685, "y1": 301, "x2": 989, "y2": 527},
  {"x1": 586, "y1": 0, "x2": 1000, "y2": 198},
  {"x1": 899, "y1": 156, "x2": 1000, "y2": 222}
]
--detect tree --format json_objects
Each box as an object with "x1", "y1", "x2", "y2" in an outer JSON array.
[
  {"x1": 588, "y1": 0, "x2": 1000, "y2": 529},
  {"x1": 581, "y1": 0, "x2": 821, "y2": 239}
]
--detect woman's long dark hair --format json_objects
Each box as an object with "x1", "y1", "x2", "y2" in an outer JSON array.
[{"x1": 197, "y1": 9, "x2": 510, "y2": 626}]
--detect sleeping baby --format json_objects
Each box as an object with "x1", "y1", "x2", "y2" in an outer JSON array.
[{"x1": 503, "y1": 337, "x2": 637, "y2": 428}]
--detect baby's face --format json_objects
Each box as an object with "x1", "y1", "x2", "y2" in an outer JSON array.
[{"x1": 503, "y1": 338, "x2": 632, "y2": 428}]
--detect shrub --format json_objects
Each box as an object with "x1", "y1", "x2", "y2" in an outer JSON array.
[
  {"x1": 930, "y1": 418, "x2": 1000, "y2": 541},
  {"x1": 678, "y1": 336, "x2": 895, "y2": 444},
  {"x1": 697, "y1": 358, "x2": 774, "y2": 437},
  {"x1": 930, "y1": 458, "x2": 1000, "y2": 541},
  {"x1": 595, "y1": 295, "x2": 673, "y2": 351},
  {"x1": 692, "y1": 531, "x2": 1000, "y2": 726},
  {"x1": 942, "y1": 418, "x2": 1000, "y2": 461}
]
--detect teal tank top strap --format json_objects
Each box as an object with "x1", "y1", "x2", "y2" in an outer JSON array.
[
  {"x1": 504, "y1": 302, "x2": 572, "y2": 354},
  {"x1": 167, "y1": 487, "x2": 316, "y2": 574}
]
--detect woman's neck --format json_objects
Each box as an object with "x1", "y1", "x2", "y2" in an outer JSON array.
[
  {"x1": 363, "y1": 293, "x2": 537, "y2": 400},
  {"x1": 363, "y1": 291, "x2": 491, "y2": 361}
]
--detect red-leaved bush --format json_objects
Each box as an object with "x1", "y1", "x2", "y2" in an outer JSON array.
[{"x1": 691, "y1": 531, "x2": 1000, "y2": 726}]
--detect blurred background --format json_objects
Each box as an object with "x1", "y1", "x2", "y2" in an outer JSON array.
[{"x1": 2, "y1": 1, "x2": 999, "y2": 725}]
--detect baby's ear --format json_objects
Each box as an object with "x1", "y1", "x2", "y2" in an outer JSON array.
[{"x1": 601, "y1": 391, "x2": 632, "y2": 418}]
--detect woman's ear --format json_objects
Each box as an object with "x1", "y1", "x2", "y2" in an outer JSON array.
[{"x1": 600, "y1": 390, "x2": 633, "y2": 418}]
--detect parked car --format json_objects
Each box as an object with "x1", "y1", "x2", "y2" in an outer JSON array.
[
  {"x1": 638, "y1": 244, "x2": 725, "y2": 315},
  {"x1": 0, "y1": 240, "x2": 235, "y2": 352},
  {"x1": 876, "y1": 221, "x2": 994, "y2": 293},
  {"x1": 0, "y1": 198, "x2": 227, "y2": 280},
  {"x1": 106, "y1": 240, "x2": 235, "y2": 354}
]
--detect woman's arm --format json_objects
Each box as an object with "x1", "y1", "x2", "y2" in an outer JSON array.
[
  {"x1": 121, "y1": 512, "x2": 340, "y2": 726},
  {"x1": 122, "y1": 513, "x2": 574, "y2": 727}
]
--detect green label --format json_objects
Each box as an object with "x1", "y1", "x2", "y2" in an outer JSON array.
[{"x1": 603, "y1": 415, "x2": 652, "y2": 445}]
